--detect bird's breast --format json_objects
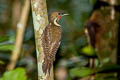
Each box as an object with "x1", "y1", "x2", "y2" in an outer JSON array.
[{"x1": 50, "y1": 25, "x2": 62, "y2": 41}]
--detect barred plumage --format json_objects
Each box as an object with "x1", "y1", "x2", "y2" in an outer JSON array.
[{"x1": 42, "y1": 11, "x2": 68, "y2": 75}]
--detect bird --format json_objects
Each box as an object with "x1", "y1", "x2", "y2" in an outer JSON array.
[{"x1": 42, "y1": 11, "x2": 68, "y2": 75}]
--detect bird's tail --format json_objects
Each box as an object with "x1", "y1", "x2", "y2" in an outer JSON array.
[{"x1": 42, "y1": 58, "x2": 53, "y2": 75}]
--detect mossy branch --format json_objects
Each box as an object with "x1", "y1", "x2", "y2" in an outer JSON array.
[{"x1": 31, "y1": 0, "x2": 54, "y2": 80}]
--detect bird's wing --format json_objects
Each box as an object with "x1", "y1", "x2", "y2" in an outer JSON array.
[
  {"x1": 42, "y1": 24, "x2": 51, "y2": 57},
  {"x1": 49, "y1": 41, "x2": 61, "y2": 61},
  {"x1": 42, "y1": 24, "x2": 61, "y2": 74},
  {"x1": 42, "y1": 24, "x2": 52, "y2": 74}
]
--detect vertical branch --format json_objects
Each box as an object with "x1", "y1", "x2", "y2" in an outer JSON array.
[
  {"x1": 12, "y1": 0, "x2": 21, "y2": 30},
  {"x1": 7, "y1": 0, "x2": 30, "y2": 70},
  {"x1": 31, "y1": 0, "x2": 53, "y2": 80},
  {"x1": 110, "y1": 0, "x2": 116, "y2": 20}
]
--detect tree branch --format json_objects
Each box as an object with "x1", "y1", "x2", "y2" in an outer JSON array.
[
  {"x1": 31, "y1": 0, "x2": 54, "y2": 80},
  {"x1": 7, "y1": 0, "x2": 30, "y2": 70}
]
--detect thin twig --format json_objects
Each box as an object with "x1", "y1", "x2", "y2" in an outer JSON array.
[{"x1": 7, "y1": 0, "x2": 30, "y2": 70}]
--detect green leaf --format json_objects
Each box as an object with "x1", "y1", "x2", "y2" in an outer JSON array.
[
  {"x1": 0, "y1": 44, "x2": 14, "y2": 51},
  {"x1": 89, "y1": 0, "x2": 96, "y2": 5},
  {"x1": 0, "y1": 68, "x2": 27, "y2": 80},
  {"x1": 94, "y1": 64, "x2": 120, "y2": 73},
  {"x1": 0, "y1": 60, "x2": 5, "y2": 64},
  {"x1": 95, "y1": 73, "x2": 117, "y2": 80},
  {"x1": 81, "y1": 46, "x2": 95, "y2": 56},
  {"x1": 70, "y1": 67, "x2": 93, "y2": 77},
  {"x1": 0, "y1": 36, "x2": 9, "y2": 42}
]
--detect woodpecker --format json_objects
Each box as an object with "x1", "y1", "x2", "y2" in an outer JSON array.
[{"x1": 42, "y1": 11, "x2": 68, "y2": 75}]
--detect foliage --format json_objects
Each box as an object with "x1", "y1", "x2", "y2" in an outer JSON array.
[
  {"x1": 0, "y1": 45, "x2": 14, "y2": 51},
  {"x1": 0, "y1": 35, "x2": 14, "y2": 51},
  {"x1": 81, "y1": 46, "x2": 96, "y2": 56},
  {"x1": 90, "y1": 0, "x2": 96, "y2": 5},
  {"x1": 0, "y1": 68, "x2": 27, "y2": 80},
  {"x1": 69, "y1": 64, "x2": 120, "y2": 79},
  {"x1": 70, "y1": 67, "x2": 92, "y2": 77}
]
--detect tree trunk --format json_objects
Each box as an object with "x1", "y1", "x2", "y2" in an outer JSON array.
[{"x1": 31, "y1": 0, "x2": 54, "y2": 80}]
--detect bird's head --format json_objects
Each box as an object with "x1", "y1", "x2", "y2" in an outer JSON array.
[{"x1": 49, "y1": 11, "x2": 68, "y2": 26}]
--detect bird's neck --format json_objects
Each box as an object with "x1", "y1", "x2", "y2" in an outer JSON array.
[{"x1": 50, "y1": 18, "x2": 61, "y2": 27}]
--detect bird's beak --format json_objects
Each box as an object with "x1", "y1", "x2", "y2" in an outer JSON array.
[
  {"x1": 62, "y1": 13, "x2": 69, "y2": 16},
  {"x1": 64, "y1": 13, "x2": 69, "y2": 16}
]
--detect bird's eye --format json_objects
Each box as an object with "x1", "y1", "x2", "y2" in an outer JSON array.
[{"x1": 58, "y1": 13, "x2": 61, "y2": 15}]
